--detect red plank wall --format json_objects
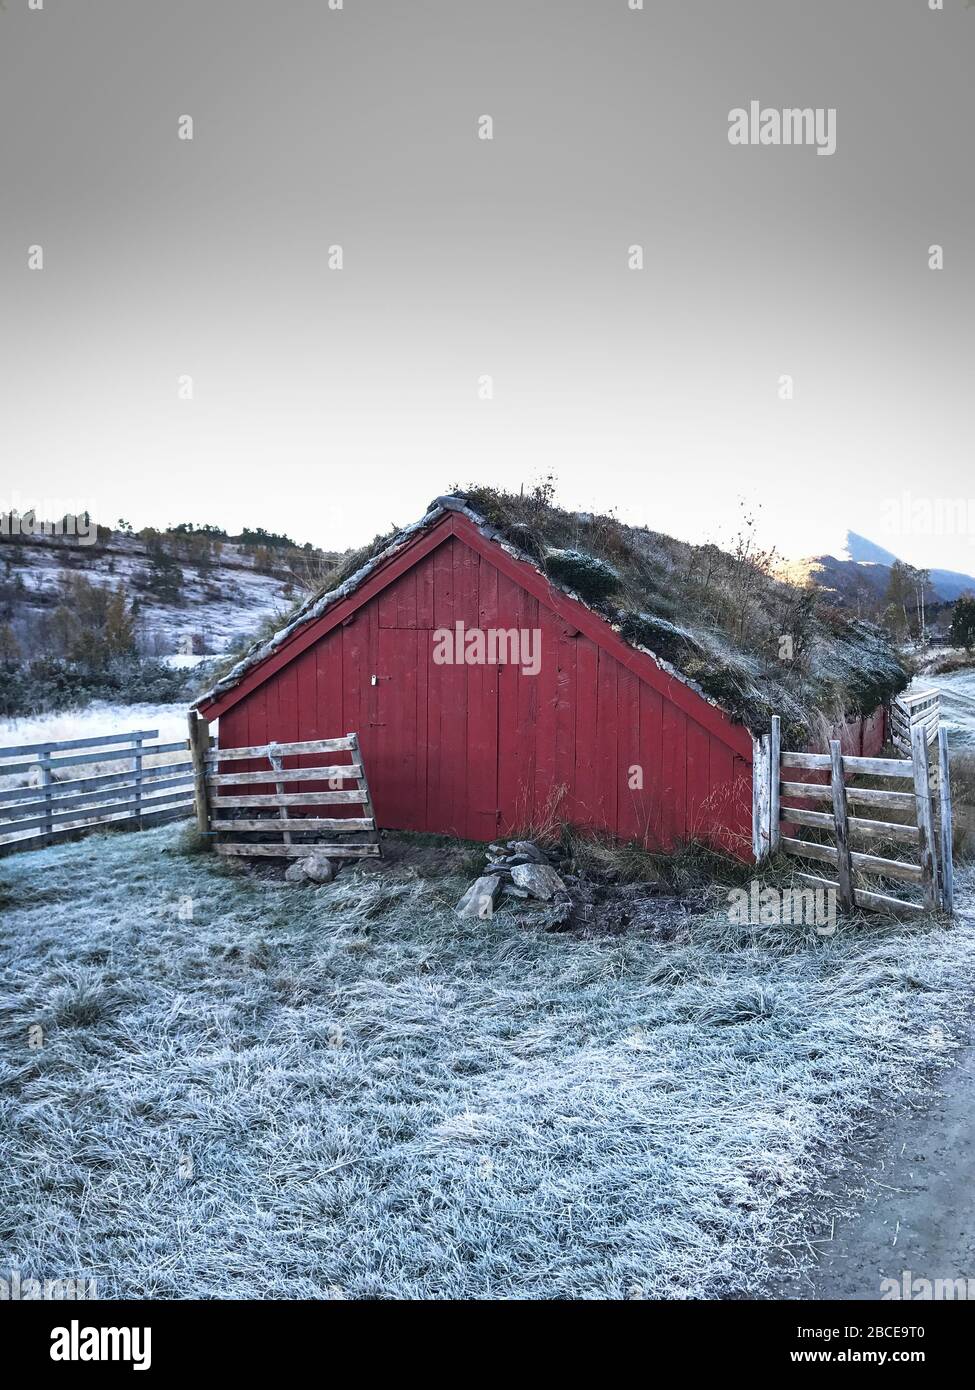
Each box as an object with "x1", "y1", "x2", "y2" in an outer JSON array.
[{"x1": 217, "y1": 535, "x2": 754, "y2": 858}]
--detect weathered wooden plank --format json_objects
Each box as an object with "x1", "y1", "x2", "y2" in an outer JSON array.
[
  {"x1": 898, "y1": 688, "x2": 940, "y2": 706},
  {"x1": 847, "y1": 815, "x2": 919, "y2": 844},
  {"x1": 782, "y1": 838, "x2": 923, "y2": 884},
  {"x1": 782, "y1": 806, "x2": 833, "y2": 830},
  {"x1": 0, "y1": 739, "x2": 188, "y2": 778},
  {"x1": 211, "y1": 817, "x2": 374, "y2": 833},
  {"x1": 0, "y1": 789, "x2": 195, "y2": 836},
  {"x1": 0, "y1": 761, "x2": 194, "y2": 807},
  {"x1": 852, "y1": 888, "x2": 926, "y2": 918},
  {"x1": 0, "y1": 729, "x2": 159, "y2": 760},
  {"x1": 769, "y1": 715, "x2": 781, "y2": 854},
  {"x1": 911, "y1": 722, "x2": 938, "y2": 911},
  {"x1": 0, "y1": 801, "x2": 192, "y2": 856},
  {"x1": 782, "y1": 839, "x2": 838, "y2": 867},
  {"x1": 780, "y1": 781, "x2": 917, "y2": 811},
  {"x1": 909, "y1": 705, "x2": 940, "y2": 725},
  {"x1": 206, "y1": 763, "x2": 362, "y2": 786},
  {"x1": 752, "y1": 732, "x2": 771, "y2": 860},
  {"x1": 213, "y1": 842, "x2": 381, "y2": 858},
  {"x1": 937, "y1": 726, "x2": 954, "y2": 915},
  {"x1": 0, "y1": 767, "x2": 191, "y2": 817},
  {"x1": 0, "y1": 774, "x2": 194, "y2": 827},
  {"x1": 795, "y1": 863, "x2": 926, "y2": 915},
  {"x1": 782, "y1": 806, "x2": 919, "y2": 844},
  {"x1": 905, "y1": 715, "x2": 940, "y2": 741},
  {"x1": 779, "y1": 779, "x2": 829, "y2": 802},
  {"x1": 844, "y1": 754, "x2": 915, "y2": 778},
  {"x1": 782, "y1": 751, "x2": 913, "y2": 778},
  {"x1": 132, "y1": 733, "x2": 145, "y2": 828},
  {"x1": 350, "y1": 732, "x2": 382, "y2": 856},
  {"x1": 850, "y1": 849, "x2": 923, "y2": 884},
  {"x1": 207, "y1": 736, "x2": 356, "y2": 761},
  {"x1": 794, "y1": 871, "x2": 839, "y2": 892},
  {"x1": 38, "y1": 749, "x2": 53, "y2": 846},
  {"x1": 188, "y1": 711, "x2": 210, "y2": 835},
  {"x1": 846, "y1": 787, "x2": 918, "y2": 810},
  {"x1": 830, "y1": 740, "x2": 854, "y2": 910},
  {"x1": 212, "y1": 790, "x2": 369, "y2": 808},
  {"x1": 781, "y1": 751, "x2": 831, "y2": 771},
  {"x1": 789, "y1": 870, "x2": 923, "y2": 919},
  {"x1": 268, "y1": 746, "x2": 292, "y2": 847}
]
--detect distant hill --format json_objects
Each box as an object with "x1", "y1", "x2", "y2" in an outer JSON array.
[
  {"x1": 844, "y1": 532, "x2": 975, "y2": 601},
  {"x1": 843, "y1": 532, "x2": 901, "y2": 568},
  {"x1": 793, "y1": 531, "x2": 975, "y2": 610},
  {"x1": 0, "y1": 526, "x2": 342, "y2": 660}
]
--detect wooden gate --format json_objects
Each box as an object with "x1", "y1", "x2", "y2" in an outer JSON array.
[
  {"x1": 189, "y1": 717, "x2": 381, "y2": 861},
  {"x1": 890, "y1": 687, "x2": 940, "y2": 756},
  {"x1": 755, "y1": 715, "x2": 953, "y2": 917}
]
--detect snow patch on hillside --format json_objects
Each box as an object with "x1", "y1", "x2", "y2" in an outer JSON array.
[{"x1": 0, "y1": 534, "x2": 311, "y2": 657}]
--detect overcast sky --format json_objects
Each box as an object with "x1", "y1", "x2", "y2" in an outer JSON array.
[{"x1": 1, "y1": 0, "x2": 972, "y2": 570}]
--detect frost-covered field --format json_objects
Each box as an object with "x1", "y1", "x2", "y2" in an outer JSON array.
[
  {"x1": 0, "y1": 702, "x2": 189, "y2": 759},
  {"x1": 1, "y1": 824, "x2": 973, "y2": 1300}
]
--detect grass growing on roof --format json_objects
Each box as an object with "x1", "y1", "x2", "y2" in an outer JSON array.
[
  {"x1": 457, "y1": 483, "x2": 908, "y2": 740},
  {"x1": 1, "y1": 822, "x2": 972, "y2": 1299}
]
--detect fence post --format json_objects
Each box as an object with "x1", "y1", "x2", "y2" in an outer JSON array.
[
  {"x1": 133, "y1": 734, "x2": 144, "y2": 829},
  {"x1": 829, "y1": 740, "x2": 854, "y2": 911},
  {"x1": 752, "y1": 733, "x2": 771, "y2": 861},
  {"x1": 911, "y1": 721, "x2": 939, "y2": 913},
  {"x1": 40, "y1": 750, "x2": 53, "y2": 846},
  {"x1": 937, "y1": 725, "x2": 954, "y2": 916},
  {"x1": 188, "y1": 711, "x2": 211, "y2": 839},
  {"x1": 268, "y1": 743, "x2": 292, "y2": 847},
  {"x1": 769, "y1": 716, "x2": 781, "y2": 854}
]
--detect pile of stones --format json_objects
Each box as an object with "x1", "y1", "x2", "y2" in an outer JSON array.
[{"x1": 456, "y1": 840, "x2": 568, "y2": 919}]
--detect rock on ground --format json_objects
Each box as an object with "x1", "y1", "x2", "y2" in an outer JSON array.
[
  {"x1": 506, "y1": 840, "x2": 547, "y2": 863},
  {"x1": 510, "y1": 862, "x2": 567, "y2": 901},
  {"x1": 284, "y1": 852, "x2": 336, "y2": 885},
  {"x1": 303, "y1": 852, "x2": 336, "y2": 884},
  {"x1": 456, "y1": 875, "x2": 503, "y2": 918}
]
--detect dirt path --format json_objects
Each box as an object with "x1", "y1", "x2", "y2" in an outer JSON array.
[{"x1": 776, "y1": 1032, "x2": 975, "y2": 1300}]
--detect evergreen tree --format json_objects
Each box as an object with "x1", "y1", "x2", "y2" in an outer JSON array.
[{"x1": 948, "y1": 594, "x2": 975, "y2": 650}]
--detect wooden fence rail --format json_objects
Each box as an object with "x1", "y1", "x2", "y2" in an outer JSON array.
[{"x1": 0, "y1": 728, "x2": 194, "y2": 856}]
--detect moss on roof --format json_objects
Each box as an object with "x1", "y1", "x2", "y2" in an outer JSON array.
[{"x1": 455, "y1": 485, "x2": 908, "y2": 741}]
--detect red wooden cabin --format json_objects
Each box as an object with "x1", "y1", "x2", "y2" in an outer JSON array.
[{"x1": 194, "y1": 498, "x2": 884, "y2": 862}]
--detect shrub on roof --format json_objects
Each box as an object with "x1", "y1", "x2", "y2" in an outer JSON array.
[
  {"x1": 617, "y1": 612, "x2": 701, "y2": 665},
  {"x1": 544, "y1": 548, "x2": 620, "y2": 604}
]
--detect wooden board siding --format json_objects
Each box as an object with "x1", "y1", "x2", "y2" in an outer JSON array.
[{"x1": 214, "y1": 530, "x2": 756, "y2": 859}]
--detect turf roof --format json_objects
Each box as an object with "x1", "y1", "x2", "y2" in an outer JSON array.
[{"x1": 197, "y1": 486, "x2": 908, "y2": 741}]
